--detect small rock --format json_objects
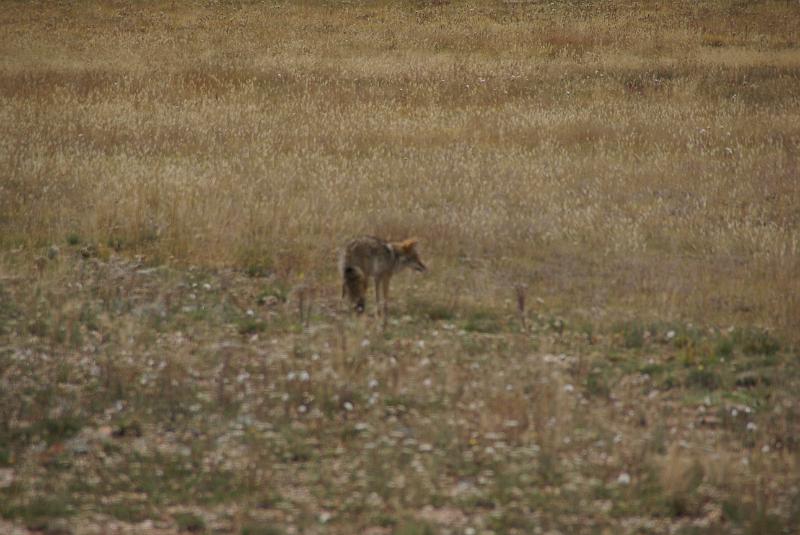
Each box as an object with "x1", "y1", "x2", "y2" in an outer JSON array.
[
  {"x1": 736, "y1": 371, "x2": 768, "y2": 388},
  {"x1": 41, "y1": 518, "x2": 72, "y2": 535},
  {"x1": 0, "y1": 468, "x2": 14, "y2": 488},
  {"x1": 66, "y1": 437, "x2": 90, "y2": 455},
  {"x1": 80, "y1": 244, "x2": 98, "y2": 258},
  {"x1": 699, "y1": 415, "x2": 722, "y2": 427},
  {"x1": 34, "y1": 256, "x2": 48, "y2": 272},
  {"x1": 259, "y1": 295, "x2": 280, "y2": 308}
]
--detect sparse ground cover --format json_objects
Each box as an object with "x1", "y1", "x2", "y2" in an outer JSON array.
[
  {"x1": 0, "y1": 254, "x2": 798, "y2": 534},
  {"x1": 1, "y1": 1, "x2": 799, "y2": 534}
]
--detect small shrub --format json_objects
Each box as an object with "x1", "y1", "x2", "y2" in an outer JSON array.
[
  {"x1": 78, "y1": 303, "x2": 99, "y2": 332},
  {"x1": 617, "y1": 321, "x2": 645, "y2": 349},
  {"x1": 254, "y1": 490, "x2": 282, "y2": 510},
  {"x1": 238, "y1": 318, "x2": 267, "y2": 335},
  {"x1": 702, "y1": 34, "x2": 729, "y2": 47},
  {"x1": 660, "y1": 373, "x2": 679, "y2": 390},
  {"x1": 24, "y1": 415, "x2": 85, "y2": 446},
  {"x1": 686, "y1": 368, "x2": 720, "y2": 390},
  {"x1": 107, "y1": 236, "x2": 125, "y2": 252},
  {"x1": 654, "y1": 324, "x2": 703, "y2": 349},
  {"x1": 0, "y1": 287, "x2": 20, "y2": 334},
  {"x1": 68, "y1": 320, "x2": 83, "y2": 348},
  {"x1": 112, "y1": 418, "x2": 143, "y2": 438},
  {"x1": 722, "y1": 498, "x2": 744, "y2": 524},
  {"x1": 241, "y1": 524, "x2": 284, "y2": 535},
  {"x1": 586, "y1": 370, "x2": 610, "y2": 398},
  {"x1": 734, "y1": 371, "x2": 769, "y2": 388},
  {"x1": 257, "y1": 280, "x2": 289, "y2": 304},
  {"x1": 549, "y1": 316, "x2": 565, "y2": 334},
  {"x1": 537, "y1": 450, "x2": 563, "y2": 485},
  {"x1": 106, "y1": 502, "x2": 151, "y2": 523},
  {"x1": 238, "y1": 247, "x2": 274, "y2": 278},
  {"x1": 245, "y1": 262, "x2": 272, "y2": 278},
  {"x1": 428, "y1": 305, "x2": 456, "y2": 321},
  {"x1": 715, "y1": 336, "x2": 734, "y2": 358},
  {"x1": 28, "y1": 316, "x2": 50, "y2": 338},
  {"x1": 579, "y1": 321, "x2": 595, "y2": 343},
  {"x1": 734, "y1": 328, "x2": 780, "y2": 356},
  {"x1": 722, "y1": 497, "x2": 787, "y2": 534},
  {"x1": 395, "y1": 519, "x2": 438, "y2": 535},
  {"x1": 640, "y1": 363, "x2": 664, "y2": 376},
  {"x1": 175, "y1": 512, "x2": 206, "y2": 533},
  {"x1": 407, "y1": 297, "x2": 455, "y2": 321},
  {"x1": 1, "y1": 495, "x2": 74, "y2": 526},
  {"x1": 462, "y1": 307, "x2": 501, "y2": 333},
  {"x1": 0, "y1": 444, "x2": 11, "y2": 466},
  {"x1": 371, "y1": 513, "x2": 398, "y2": 527}
]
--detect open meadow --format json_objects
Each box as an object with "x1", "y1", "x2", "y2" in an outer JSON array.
[{"x1": 1, "y1": 1, "x2": 800, "y2": 533}]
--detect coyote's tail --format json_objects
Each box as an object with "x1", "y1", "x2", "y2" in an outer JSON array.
[{"x1": 342, "y1": 266, "x2": 366, "y2": 313}]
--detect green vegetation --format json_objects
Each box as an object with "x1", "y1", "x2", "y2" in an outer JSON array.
[{"x1": 0, "y1": 255, "x2": 797, "y2": 533}]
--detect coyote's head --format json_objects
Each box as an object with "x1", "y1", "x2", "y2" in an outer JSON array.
[{"x1": 396, "y1": 238, "x2": 427, "y2": 272}]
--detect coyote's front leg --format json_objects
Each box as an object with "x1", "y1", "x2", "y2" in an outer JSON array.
[
  {"x1": 381, "y1": 277, "x2": 391, "y2": 327},
  {"x1": 374, "y1": 277, "x2": 382, "y2": 320}
]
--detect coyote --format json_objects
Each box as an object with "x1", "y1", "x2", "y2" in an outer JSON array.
[{"x1": 339, "y1": 236, "x2": 427, "y2": 317}]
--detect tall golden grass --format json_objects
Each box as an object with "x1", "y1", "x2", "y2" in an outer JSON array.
[{"x1": 2, "y1": 0, "x2": 799, "y2": 338}]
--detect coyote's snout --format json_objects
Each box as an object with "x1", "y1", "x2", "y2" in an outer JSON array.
[{"x1": 339, "y1": 236, "x2": 426, "y2": 319}]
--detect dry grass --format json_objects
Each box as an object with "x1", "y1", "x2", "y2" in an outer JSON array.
[
  {"x1": 2, "y1": 0, "x2": 799, "y2": 337},
  {"x1": 1, "y1": 1, "x2": 800, "y2": 533}
]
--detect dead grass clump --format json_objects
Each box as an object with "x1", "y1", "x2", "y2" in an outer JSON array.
[
  {"x1": 701, "y1": 33, "x2": 731, "y2": 48},
  {"x1": 659, "y1": 450, "x2": 706, "y2": 514}
]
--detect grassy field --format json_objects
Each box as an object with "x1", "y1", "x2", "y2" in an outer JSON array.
[{"x1": 1, "y1": 1, "x2": 799, "y2": 533}]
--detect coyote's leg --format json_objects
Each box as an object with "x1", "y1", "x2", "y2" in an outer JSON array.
[
  {"x1": 381, "y1": 277, "x2": 391, "y2": 323},
  {"x1": 374, "y1": 277, "x2": 382, "y2": 319},
  {"x1": 353, "y1": 277, "x2": 367, "y2": 314}
]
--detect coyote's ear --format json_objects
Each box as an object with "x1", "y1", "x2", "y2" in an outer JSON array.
[{"x1": 401, "y1": 238, "x2": 419, "y2": 251}]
